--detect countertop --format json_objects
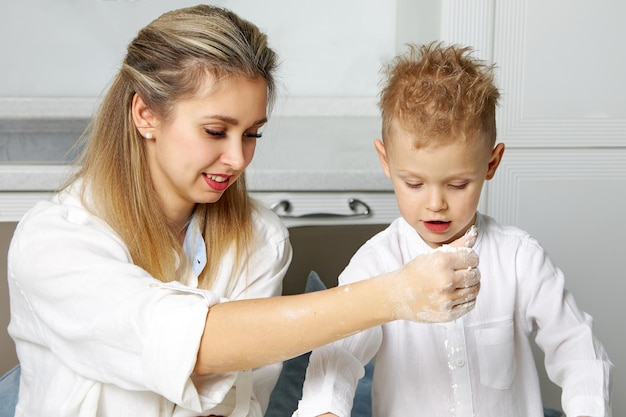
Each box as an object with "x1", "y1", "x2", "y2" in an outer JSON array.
[{"x1": 0, "y1": 116, "x2": 392, "y2": 193}]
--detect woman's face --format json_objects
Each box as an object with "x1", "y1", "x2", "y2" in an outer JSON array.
[{"x1": 142, "y1": 75, "x2": 268, "y2": 225}]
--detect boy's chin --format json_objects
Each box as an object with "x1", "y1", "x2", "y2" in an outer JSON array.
[{"x1": 424, "y1": 231, "x2": 466, "y2": 248}]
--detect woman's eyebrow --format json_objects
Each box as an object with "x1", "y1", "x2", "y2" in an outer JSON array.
[{"x1": 202, "y1": 115, "x2": 268, "y2": 126}]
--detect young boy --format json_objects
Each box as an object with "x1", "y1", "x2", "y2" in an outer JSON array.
[{"x1": 294, "y1": 42, "x2": 612, "y2": 417}]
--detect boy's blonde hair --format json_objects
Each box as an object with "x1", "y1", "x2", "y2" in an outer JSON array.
[
  {"x1": 68, "y1": 5, "x2": 278, "y2": 288},
  {"x1": 379, "y1": 42, "x2": 499, "y2": 149}
]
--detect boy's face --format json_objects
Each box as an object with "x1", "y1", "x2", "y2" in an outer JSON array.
[{"x1": 375, "y1": 124, "x2": 504, "y2": 248}]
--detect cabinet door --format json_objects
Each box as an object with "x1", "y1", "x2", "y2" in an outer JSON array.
[{"x1": 441, "y1": 0, "x2": 626, "y2": 412}]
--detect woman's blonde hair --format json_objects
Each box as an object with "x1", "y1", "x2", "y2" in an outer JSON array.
[{"x1": 68, "y1": 5, "x2": 278, "y2": 288}]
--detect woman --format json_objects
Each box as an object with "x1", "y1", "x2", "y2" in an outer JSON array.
[{"x1": 6, "y1": 5, "x2": 480, "y2": 416}]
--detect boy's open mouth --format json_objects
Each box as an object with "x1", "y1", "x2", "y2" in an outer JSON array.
[{"x1": 423, "y1": 220, "x2": 451, "y2": 233}]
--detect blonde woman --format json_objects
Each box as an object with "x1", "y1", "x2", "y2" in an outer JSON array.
[{"x1": 6, "y1": 6, "x2": 480, "y2": 416}]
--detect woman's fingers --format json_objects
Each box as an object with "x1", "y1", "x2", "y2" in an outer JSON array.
[
  {"x1": 453, "y1": 262, "x2": 481, "y2": 289},
  {"x1": 394, "y1": 244, "x2": 481, "y2": 323},
  {"x1": 449, "y1": 299, "x2": 477, "y2": 320},
  {"x1": 452, "y1": 282, "x2": 480, "y2": 305},
  {"x1": 446, "y1": 268, "x2": 481, "y2": 319},
  {"x1": 447, "y1": 225, "x2": 478, "y2": 249}
]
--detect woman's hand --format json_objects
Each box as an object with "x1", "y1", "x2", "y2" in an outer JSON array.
[{"x1": 385, "y1": 232, "x2": 480, "y2": 323}]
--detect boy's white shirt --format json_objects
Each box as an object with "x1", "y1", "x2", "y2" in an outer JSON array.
[
  {"x1": 7, "y1": 183, "x2": 292, "y2": 417},
  {"x1": 295, "y1": 213, "x2": 612, "y2": 417}
]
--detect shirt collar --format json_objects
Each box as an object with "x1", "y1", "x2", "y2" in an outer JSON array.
[{"x1": 182, "y1": 214, "x2": 207, "y2": 276}]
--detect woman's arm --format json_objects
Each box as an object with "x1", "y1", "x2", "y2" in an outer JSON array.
[{"x1": 195, "y1": 243, "x2": 479, "y2": 374}]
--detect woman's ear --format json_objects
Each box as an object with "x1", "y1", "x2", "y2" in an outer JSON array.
[
  {"x1": 131, "y1": 93, "x2": 157, "y2": 139},
  {"x1": 374, "y1": 139, "x2": 391, "y2": 178},
  {"x1": 486, "y1": 142, "x2": 505, "y2": 180}
]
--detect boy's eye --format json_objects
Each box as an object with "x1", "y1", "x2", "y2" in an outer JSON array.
[
  {"x1": 449, "y1": 183, "x2": 468, "y2": 190},
  {"x1": 405, "y1": 182, "x2": 423, "y2": 189}
]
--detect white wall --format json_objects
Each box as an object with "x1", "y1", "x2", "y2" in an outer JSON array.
[{"x1": 0, "y1": 0, "x2": 397, "y2": 99}]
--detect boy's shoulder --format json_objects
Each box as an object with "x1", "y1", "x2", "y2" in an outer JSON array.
[
  {"x1": 477, "y1": 212, "x2": 538, "y2": 248},
  {"x1": 478, "y1": 212, "x2": 525, "y2": 234},
  {"x1": 350, "y1": 216, "x2": 419, "y2": 261},
  {"x1": 339, "y1": 218, "x2": 410, "y2": 284},
  {"x1": 361, "y1": 216, "x2": 409, "y2": 245}
]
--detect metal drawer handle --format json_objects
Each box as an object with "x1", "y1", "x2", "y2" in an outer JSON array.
[{"x1": 270, "y1": 198, "x2": 372, "y2": 219}]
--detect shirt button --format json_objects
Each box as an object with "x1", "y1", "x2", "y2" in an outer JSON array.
[{"x1": 456, "y1": 359, "x2": 465, "y2": 367}]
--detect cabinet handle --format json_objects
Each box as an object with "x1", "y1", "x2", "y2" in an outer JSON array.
[{"x1": 270, "y1": 198, "x2": 371, "y2": 219}]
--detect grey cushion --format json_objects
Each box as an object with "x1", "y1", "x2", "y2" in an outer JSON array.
[{"x1": 0, "y1": 365, "x2": 20, "y2": 417}]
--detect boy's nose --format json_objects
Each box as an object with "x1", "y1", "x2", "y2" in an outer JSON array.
[{"x1": 426, "y1": 189, "x2": 447, "y2": 212}]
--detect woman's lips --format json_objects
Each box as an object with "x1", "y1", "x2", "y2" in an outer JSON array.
[
  {"x1": 423, "y1": 220, "x2": 451, "y2": 233},
  {"x1": 203, "y1": 174, "x2": 230, "y2": 191}
]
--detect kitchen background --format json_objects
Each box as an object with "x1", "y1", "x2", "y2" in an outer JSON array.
[{"x1": 1, "y1": 0, "x2": 625, "y2": 415}]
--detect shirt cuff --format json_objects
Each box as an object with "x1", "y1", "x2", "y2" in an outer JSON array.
[
  {"x1": 562, "y1": 395, "x2": 609, "y2": 417},
  {"x1": 143, "y1": 282, "x2": 232, "y2": 410},
  {"x1": 296, "y1": 345, "x2": 365, "y2": 417}
]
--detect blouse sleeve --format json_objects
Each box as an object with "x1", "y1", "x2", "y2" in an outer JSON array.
[{"x1": 7, "y1": 202, "x2": 232, "y2": 409}]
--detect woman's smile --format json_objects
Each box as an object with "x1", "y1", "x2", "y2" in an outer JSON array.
[{"x1": 203, "y1": 173, "x2": 231, "y2": 191}]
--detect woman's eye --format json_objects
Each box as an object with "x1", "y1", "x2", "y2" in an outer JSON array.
[
  {"x1": 244, "y1": 131, "x2": 263, "y2": 139},
  {"x1": 203, "y1": 128, "x2": 262, "y2": 139},
  {"x1": 204, "y1": 128, "x2": 226, "y2": 137}
]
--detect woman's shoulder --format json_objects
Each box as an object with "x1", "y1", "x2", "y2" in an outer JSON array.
[
  {"x1": 251, "y1": 200, "x2": 289, "y2": 242},
  {"x1": 16, "y1": 184, "x2": 119, "y2": 243}
]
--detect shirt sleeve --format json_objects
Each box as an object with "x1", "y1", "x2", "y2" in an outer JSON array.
[
  {"x1": 7, "y1": 203, "x2": 232, "y2": 410},
  {"x1": 295, "y1": 244, "x2": 387, "y2": 417},
  {"x1": 296, "y1": 329, "x2": 381, "y2": 417},
  {"x1": 517, "y1": 236, "x2": 613, "y2": 417}
]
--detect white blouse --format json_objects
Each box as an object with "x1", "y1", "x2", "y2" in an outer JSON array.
[
  {"x1": 8, "y1": 184, "x2": 292, "y2": 416},
  {"x1": 296, "y1": 213, "x2": 612, "y2": 417}
]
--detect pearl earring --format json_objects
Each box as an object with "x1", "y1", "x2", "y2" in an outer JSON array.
[{"x1": 145, "y1": 132, "x2": 153, "y2": 139}]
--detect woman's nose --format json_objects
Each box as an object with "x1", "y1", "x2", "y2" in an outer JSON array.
[{"x1": 221, "y1": 139, "x2": 246, "y2": 170}]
